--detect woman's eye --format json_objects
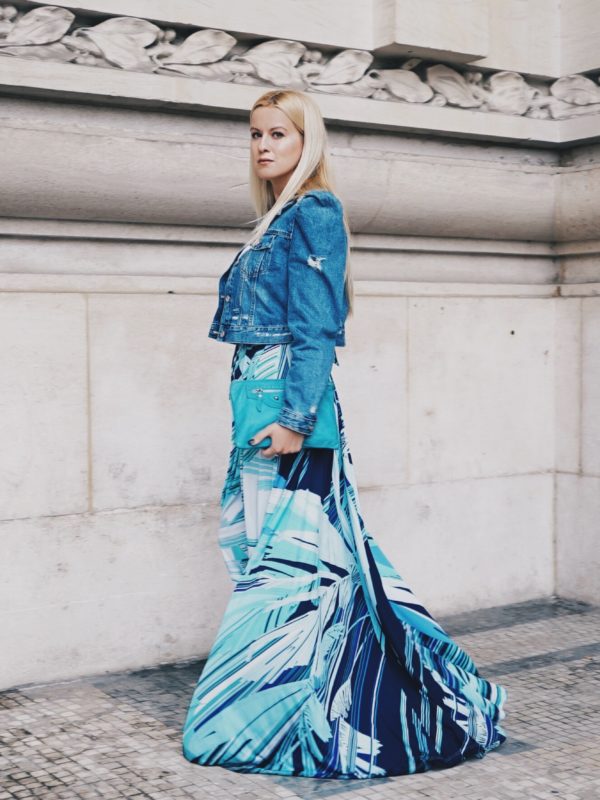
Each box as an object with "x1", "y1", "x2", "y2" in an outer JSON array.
[{"x1": 250, "y1": 131, "x2": 284, "y2": 138}]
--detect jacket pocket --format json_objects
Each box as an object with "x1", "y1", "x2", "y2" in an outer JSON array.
[{"x1": 241, "y1": 233, "x2": 276, "y2": 278}]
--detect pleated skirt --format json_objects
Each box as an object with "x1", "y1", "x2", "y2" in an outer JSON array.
[{"x1": 181, "y1": 342, "x2": 508, "y2": 778}]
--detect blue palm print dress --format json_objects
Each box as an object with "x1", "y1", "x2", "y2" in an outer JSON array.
[{"x1": 182, "y1": 342, "x2": 508, "y2": 778}]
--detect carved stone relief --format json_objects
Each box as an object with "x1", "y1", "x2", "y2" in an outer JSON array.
[{"x1": 1, "y1": 3, "x2": 599, "y2": 120}]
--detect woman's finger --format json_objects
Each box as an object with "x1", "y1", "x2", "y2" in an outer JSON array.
[
  {"x1": 259, "y1": 443, "x2": 278, "y2": 458},
  {"x1": 253, "y1": 425, "x2": 275, "y2": 458},
  {"x1": 248, "y1": 424, "x2": 273, "y2": 447}
]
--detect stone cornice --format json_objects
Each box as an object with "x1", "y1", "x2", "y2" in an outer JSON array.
[
  {"x1": 1, "y1": 3, "x2": 600, "y2": 146},
  {"x1": 2, "y1": 216, "x2": 600, "y2": 288}
]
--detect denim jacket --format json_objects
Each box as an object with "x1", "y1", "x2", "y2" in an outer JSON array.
[{"x1": 208, "y1": 188, "x2": 349, "y2": 436}]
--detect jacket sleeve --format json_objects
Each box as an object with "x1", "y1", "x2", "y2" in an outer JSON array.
[{"x1": 276, "y1": 192, "x2": 348, "y2": 436}]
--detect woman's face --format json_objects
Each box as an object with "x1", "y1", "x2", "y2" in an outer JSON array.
[{"x1": 250, "y1": 105, "x2": 304, "y2": 198}]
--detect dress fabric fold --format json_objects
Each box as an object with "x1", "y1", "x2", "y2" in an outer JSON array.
[{"x1": 182, "y1": 342, "x2": 508, "y2": 779}]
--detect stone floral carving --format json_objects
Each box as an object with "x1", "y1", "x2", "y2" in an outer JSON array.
[
  {"x1": 1, "y1": 3, "x2": 599, "y2": 120},
  {"x1": 0, "y1": 4, "x2": 75, "y2": 61},
  {"x1": 484, "y1": 72, "x2": 539, "y2": 116},
  {"x1": 367, "y1": 66, "x2": 434, "y2": 103}
]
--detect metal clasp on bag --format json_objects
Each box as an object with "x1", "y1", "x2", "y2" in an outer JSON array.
[
  {"x1": 251, "y1": 386, "x2": 280, "y2": 412},
  {"x1": 251, "y1": 387, "x2": 264, "y2": 411}
]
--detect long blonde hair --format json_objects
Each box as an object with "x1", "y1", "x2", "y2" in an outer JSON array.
[{"x1": 244, "y1": 89, "x2": 354, "y2": 315}]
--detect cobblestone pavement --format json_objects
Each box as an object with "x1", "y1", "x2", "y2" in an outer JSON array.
[{"x1": 1, "y1": 596, "x2": 599, "y2": 800}]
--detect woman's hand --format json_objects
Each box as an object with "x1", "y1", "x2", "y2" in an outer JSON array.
[{"x1": 249, "y1": 423, "x2": 305, "y2": 458}]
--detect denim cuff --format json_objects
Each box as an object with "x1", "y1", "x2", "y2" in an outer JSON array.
[{"x1": 277, "y1": 407, "x2": 317, "y2": 436}]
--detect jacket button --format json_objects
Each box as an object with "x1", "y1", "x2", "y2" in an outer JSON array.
[
  {"x1": 219, "y1": 331, "x2": 225, "y2": 337},
  {"x1": 224, "y1": 295, "x2": 231, "y2": 302}
]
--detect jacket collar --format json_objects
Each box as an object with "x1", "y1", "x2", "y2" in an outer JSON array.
[{"x1": 273, "y1": 196, "x2": 299, "y2": 217}]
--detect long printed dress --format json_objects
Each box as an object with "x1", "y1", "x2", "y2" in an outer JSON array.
[{"x1": 182, "y1": 342, "x2": 508, "y2": 778}]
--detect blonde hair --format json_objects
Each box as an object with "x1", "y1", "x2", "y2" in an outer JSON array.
[{"x1": 244, "y1": 88, "x2": 354, "y2": 315}]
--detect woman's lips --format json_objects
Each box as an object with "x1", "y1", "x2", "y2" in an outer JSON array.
[{"x1": 258, "y1": 159, "x2": 273, "y2": 164}]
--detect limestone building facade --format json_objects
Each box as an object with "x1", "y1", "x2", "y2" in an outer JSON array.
[{"x1": 1, "y1": 0, "x2": 599, "y2": 689}]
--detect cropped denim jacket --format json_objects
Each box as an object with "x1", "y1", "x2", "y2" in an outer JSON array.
[{"x1": 208, "y1": 188, "x2": 349, "y2": 436}]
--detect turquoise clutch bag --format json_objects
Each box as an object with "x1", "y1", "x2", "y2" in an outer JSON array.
[{"x1": 229, "y1": 379, "x2": 339, "y2": 449}]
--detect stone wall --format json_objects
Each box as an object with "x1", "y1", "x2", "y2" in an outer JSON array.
[{"x1": 0, "y1": 0, "x2": 599, "y2": 690}]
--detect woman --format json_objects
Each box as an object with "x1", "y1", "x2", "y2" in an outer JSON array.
[{"x1": 182, "y1": 88, "x2": 507, "y2": 779}]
